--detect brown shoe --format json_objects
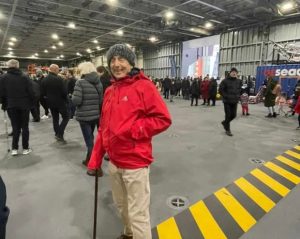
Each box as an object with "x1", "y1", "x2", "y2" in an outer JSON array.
[
  {"x1": 86, "y1": 169, "x2": 103, "y2": 177},
  {"x1": 116, "y1": 235, "x2": 133, "y2": 239}
]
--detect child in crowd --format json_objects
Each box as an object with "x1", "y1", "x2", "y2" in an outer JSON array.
[
  {"x1": 240, "y1": 88, "x2": 250, "y2": 116},
  {"x1": 276, "y1": 92, "x2": 288, "y2": 117}
]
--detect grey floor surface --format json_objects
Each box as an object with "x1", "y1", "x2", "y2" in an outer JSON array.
[{"x1": 0, "y1": 97, "x2": 299, "y2": 239}]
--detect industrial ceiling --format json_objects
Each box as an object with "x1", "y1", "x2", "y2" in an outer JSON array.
[{"x1": 0, "y1": 0, "x2": 299, "y2": 60}]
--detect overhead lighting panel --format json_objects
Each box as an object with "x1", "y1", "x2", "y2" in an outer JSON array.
[
  {"x1": 52, "y1": 45, "x2": 57, "y2": 49},
  {"x1": 204, "y1": 22, "x2": 213, "y2": 29},
  {"x1": 60, "y1": 55, "x2": 64, "y2": 58},
  {"x1": 35, "y1": 53, "x2": 39, "y2": 56},
  {"x1": 10, "y1": 37, "x2": 17, "y2": 42},
  {"x1": 58, "y1": 41, "x2": 64, "y2": 46},
  {"x1": 8, "y1": 42, "x2": 14, "y2": 46},
  {"x1": 76, "y1": 52, "x2": 82, "y2": 56},
  {"x1": 44, "y1": 49, "x2": 48, "y2": 53},
  {"x1": 93, "y1": 39, "x2": 98, "y2": 44},
  {"x1": 52, "y1": 34, "x2": 59, "y2": 40},
  {"x1": 8, "y1": 47, "x2": 12, "y2": 50},
  {"x1": 278, "y1": 1, "x2": 297, "y2": 14},
  {"x1": 86, "y1": 48, "x2": 92, "y2": 53},
  {"x1": 117, "y1": 30, "x2": 123, "y2": 35},
  {"x1": 165, "y1": 11, "x2": 175, "y2": 19},
  {"x1": 96, "y1": 46, "x2": 101, "y2": 50},
  {"x1": 149, "y1": 36, "x2": 158, "y2": 42},
  {"x1": 68, "y1": 22, "x2": 76, "y2": 29}
]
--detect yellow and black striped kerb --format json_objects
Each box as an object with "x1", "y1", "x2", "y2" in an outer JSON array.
[{"x1": 152, "y1": 146, "x2": 300, "y2": 239}]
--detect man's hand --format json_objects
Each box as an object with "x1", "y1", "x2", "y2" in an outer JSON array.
[{"x1": 87, "y1": 168, "x2": 103, "y2": 177}]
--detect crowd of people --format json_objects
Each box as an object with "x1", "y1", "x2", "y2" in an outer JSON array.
[
  {"x1": 0, "y1": 44, "x2": 172, "y2": 239},
  {"x1": 1, "y1": 43, "x2": 300, "y2": 239}
]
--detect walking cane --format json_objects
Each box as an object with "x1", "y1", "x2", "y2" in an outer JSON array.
[
  {"x1": 93, "y1": 169, "x2": 99, "y2": 239},
  {"x1": 3, "y1": 111, "x2": 10, "y2": 152}
]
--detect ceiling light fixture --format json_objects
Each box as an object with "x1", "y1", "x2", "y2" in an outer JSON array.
[
  {"x1": 8, "y1": 52, "x2": 13, "y2": 55},
  {"x1": 10, "y1": 37, "x2": 17, "y2": 42},
  {"x1": 35, "y1": 53, "x2": 39, "y2": 56},
  {"x1": 149, "y1": 36, "x2": 158, "y2": 42},
  {"x1": 0, "y1": 12, "x2": 5, "y2": 20},
  {"x1": 96, "y1": 46, "x2": 101, "y2": 50},
  {"x1": 68, "y1": 22, "x2": 76, "y2": 29},
  {"x1": 165, "y1": 11, "x2": 174, "y2": 19},
  {"x1": 58, "y1": 41, "x2": 64, "y2": 46},
  {"x1": 204, "y1": 22, "x2": 213, "y2": 29},
  {"x1": 52, "y1": 45, "x2": 57, "y2": 49},
  {"x1": 117, "y1": 30, "x2": 123, "y2": 35},
  {"x1": 52, "y1": 34, "x2": 59, "y2": 40},
  {"x1": 76, "y1": 52, "x2": 82, "y2": 56},
  {"x1": 8, "y1": 47, "x2": 12, "y2": 50},
  {"x1": 278, "y1": 1, "x2": 297, "y2": 14},
  {"x1": 86, "y1": 48, "x2": 92, "y2": 53},
  {"x1": 44, "y1": 49, "x2": 48, "y2": 53},
  {"x1": 56, "y1": 56, "x2": 60, "y2": 59},
  {"x1": 93, "y1": 39, "x2": 98, "y2": 44},
  {"x1": 190, "y1": 28, "x2": 195, "y2": 31},
  {"x1": 60, "y1": 55, "x2": 64, "y2": 58},
  {"x1": 8, "y1": 42, "x2": 14, "y2": 46}
]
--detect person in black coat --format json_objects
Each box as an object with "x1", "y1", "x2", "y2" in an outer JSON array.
[
  {"x1": 66, "y1": 69, "x2": 77, "y2": 119},
  {"x1": 0, "y1": 59, "x2": 35, "y2": 155},
  {"x1": 163, "y1": 76, "x2": 171, "y2": 99},
  {"x1": 96, "y1": 66, "x2": 111, "y2": 95},
  {"x1": 41, "y1": 64, "x2": 69, "y2": 142},
  {"x1": 208, "y1": 77, "x2": 218, "y2": 106},
  {"x1": 219, "y1": 67, "x2": 242, "y2": 136},
  {"x1": 190, "y1": 79, "x2": 200, "y2": 106}
]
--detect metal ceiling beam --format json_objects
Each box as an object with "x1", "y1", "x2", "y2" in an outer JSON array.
[
  {"x1": 1, "y1": 0, "x2": 18, "y2": 49},
  {"x1": 64, "y1": 0, "x2": 200, "y2": 51}
]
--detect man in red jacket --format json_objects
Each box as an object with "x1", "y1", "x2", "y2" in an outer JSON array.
[{"x1": 87, "y1": 44, "x2": 172, "y2": 239}]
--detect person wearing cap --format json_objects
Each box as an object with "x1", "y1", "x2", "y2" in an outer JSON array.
[
  {"x1": 87, "y1": 44, "x2": 172, "y2": 239},
  {"x1": 219, "y1": 67, "x2": 242, "y2": 136}
]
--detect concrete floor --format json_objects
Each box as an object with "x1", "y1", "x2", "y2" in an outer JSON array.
[{"x1": 0, "y1": 98, "x2": 299, "y2": 239}]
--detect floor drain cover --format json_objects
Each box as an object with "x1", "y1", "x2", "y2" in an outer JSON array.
[
  {"x1": 249, "y1": 158, "x2": 265, "y2": 164},
  {"x1": 167, "y1": 196, "x2": 189, "y2": 210}
]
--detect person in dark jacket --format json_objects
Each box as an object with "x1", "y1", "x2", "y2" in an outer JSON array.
[
  {"x1": 72, "y1": 62, "x2": 103, "y2": 166},
  {"x1": 41, "y1": 64, "x2": 69, "y2": 142},
  {"x1": 96, "y1": 66, "x2": 111, "y2": 95},
  {"x1": 219, "y1": 67, "x2": 242, "y2": 136},
  {"x1": 30, "y1": 74, "x2": 41, "y2": 122},
  {"x1": 163, "y1": 76, "x2": 171, "y2": 99},
  {"x1": 208, "y1": 77, "x2": 218, "y2": 106},
  {"x1": 170, "y1": 79, "x2": 176, "y2": 102},
  {"x1": 264, "y1": 77, "x2": 279, "y2": 118},
  {"x1": 66, "y1": 69, "x2": 77, "y2": 119},
  {"x1": 0, "y1": 59, "x2": 35, "y2": 155},
  {"x1": 190, "y1": 79, "x2": 200, "y2": 106}
]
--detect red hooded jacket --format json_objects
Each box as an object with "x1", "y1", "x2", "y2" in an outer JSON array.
[{"x1": 88, "y1": 70, "x2": 172, "y2": 170}]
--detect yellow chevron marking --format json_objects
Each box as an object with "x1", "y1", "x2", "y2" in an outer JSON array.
[
  {"x1": 265, "y1": 162, "x2": 300, "y2": 184},
  {"x1": 234, "y1": 177, "x2": 275, "y2": 212},
  {"x1": 214, "y1": 187, "x2": 256, "y2": 232},
  {"x1": 250, "y1": 168, "x2": 290, "y2": 197},
  {"x1": 157, "y1": 217, "x2": 182, "y2": 239},
  {"x1": 276, "y1": 155, "x2": 300, "y2": 171},
  {"x1": 189, "y1": 200, "x2": 227, "y2": 239},
  {"x1": 285, "y1": 150, "x2": 300, "y2": 160}
]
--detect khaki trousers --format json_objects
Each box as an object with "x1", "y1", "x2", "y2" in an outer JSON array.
[{"x1": 108, "y1": 162, "x2": 152, "y2": 239}]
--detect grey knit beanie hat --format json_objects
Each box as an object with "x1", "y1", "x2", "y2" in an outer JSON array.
[{"x1": 106, "y1": 44, "x2": 136, "y2": 68}]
